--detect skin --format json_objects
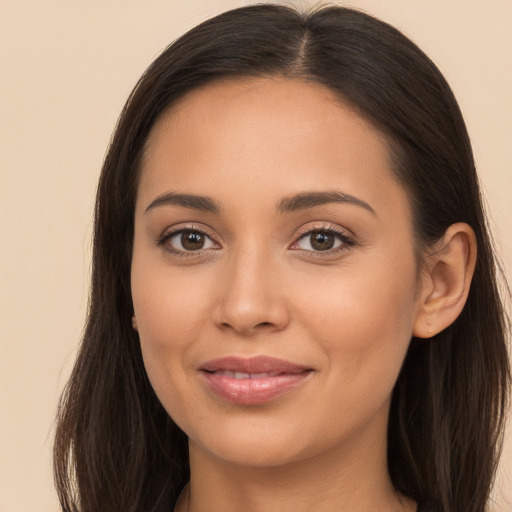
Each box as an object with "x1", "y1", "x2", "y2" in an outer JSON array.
[{"x1": 131, "y1": 78, "x2": 476, "y2": 512}]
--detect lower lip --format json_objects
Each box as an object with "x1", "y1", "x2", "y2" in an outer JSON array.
[{"x1": 201, "y1": 371, "x2": 312, "y2": 405}]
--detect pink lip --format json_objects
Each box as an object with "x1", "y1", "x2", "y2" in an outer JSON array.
[{"x1": 199, "y1": 356, "x2": 313, "y2": 405}]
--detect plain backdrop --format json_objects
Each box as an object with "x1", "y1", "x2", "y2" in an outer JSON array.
[{"x1": 1, "y1": 1, "x2": 510, "y2": 511}]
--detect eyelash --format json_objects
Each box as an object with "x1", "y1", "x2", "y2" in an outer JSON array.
[
  {"x1": 156, "y1": 225, "x2": 219, "y2": 258},
  {"x1": 292, "y1": 223, "x2": 355, "y2": 257},
  {"x1": 156, "y1": 223, "x2": 355, "y2": 259}
]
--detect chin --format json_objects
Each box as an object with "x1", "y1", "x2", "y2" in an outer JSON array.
[
  {"x1": 193, "y1": 435, "x2": 310, "y2": 469},
  {"x1": 185, "y1": 411, "x2": 348, "y2": 471}
]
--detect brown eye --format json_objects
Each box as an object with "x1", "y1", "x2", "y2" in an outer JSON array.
[
  {"x1": 162, "y1": 229, "x2": 217, "y2": 253},
  {"x1": 293, "y1": 228, "x2": 352, "y2": 253},
  {"x1": 309, "y1": 231, "x2": 335, "y2": 251},
  {"x1": 181, "y1": 231, "x2": 206, "y2": 250}
]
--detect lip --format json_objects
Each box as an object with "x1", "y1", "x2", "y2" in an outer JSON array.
[{"x1": 199, "y1": 356, "x2": 313, "y2": 405}]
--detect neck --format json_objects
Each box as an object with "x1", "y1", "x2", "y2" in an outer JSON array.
[{"x1": 175, "y1": 422, "x2": 416, "y2": 512}]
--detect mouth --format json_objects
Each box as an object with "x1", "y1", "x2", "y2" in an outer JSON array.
[
  {"x1": 199, "y1": 356, "x2": 314, "y2": 405},
  {"x1": 207, "y1": 370, "x2": 291, "y2": 379}
]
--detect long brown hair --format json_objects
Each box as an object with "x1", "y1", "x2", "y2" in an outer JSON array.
[{"x1": 53, "y1": 5, "x2": 510, "y2": 512}]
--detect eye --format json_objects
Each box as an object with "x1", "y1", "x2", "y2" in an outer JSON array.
[
  {"x1": 158, "y1": 228, "x2": 218, "y2": 255},
  {"x1": 291, "y1": 225, "x2": 354, "y2": 254},
  {"x1": 296, "y1": 231, "x2": 341, "y2": 251}
]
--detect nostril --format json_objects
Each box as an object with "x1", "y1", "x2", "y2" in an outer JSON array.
[{"x1": 219, "y1": 320, "x2": 274, "y2": 334}]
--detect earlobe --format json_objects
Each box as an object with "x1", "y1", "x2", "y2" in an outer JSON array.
[
  {"x1": 132, "y1": 315, "x2": 138, "y2": 331},
  {"x1": 413, "y1": 223, "x2": 477, "y2": 339}
]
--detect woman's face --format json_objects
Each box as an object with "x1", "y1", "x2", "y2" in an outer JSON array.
[{"x1": 131, "y1": 78, "x2": 426, "y2": 468}]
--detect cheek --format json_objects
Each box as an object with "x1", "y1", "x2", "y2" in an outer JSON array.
[
  {"x1": 297, "y1": 255, "x2": 418, "y2": 392},
  {"x1": 132, "y1": 252, "x2": 212, "y2": 345},
  {"x1": 130, "y1": 256, "x2": 212, "y2": 412},
  {"x1": 283, "y1": 264, "x2": 418, "y2": 449}
]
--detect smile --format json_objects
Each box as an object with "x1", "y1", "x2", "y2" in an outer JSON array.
[
  {"x1": 212, "y1": 371, "x2": 285, "y2": 379},
  {"x1": 199, "y1": 356, "x2": 314, "y2": 405}
]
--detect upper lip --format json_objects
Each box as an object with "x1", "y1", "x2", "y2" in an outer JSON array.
[{"x1": 200, "y1": 355, "x2": 311, "y2": 374}]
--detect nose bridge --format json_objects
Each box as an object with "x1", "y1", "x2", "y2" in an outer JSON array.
[{"x1": 213, "y1": 238, "x2": 289, "y2": 335}]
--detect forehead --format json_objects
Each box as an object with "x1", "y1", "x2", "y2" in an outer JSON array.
[
  {"x1": 137, "y1": 77, "x2": 410, "y2": 222},
  {"x1": 144, "y1": 77, "x2": 387, "y2": 166}
]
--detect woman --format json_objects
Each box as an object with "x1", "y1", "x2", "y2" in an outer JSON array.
[{"x1": 53, "y1": 4, "x2": 510, "y2": 512}]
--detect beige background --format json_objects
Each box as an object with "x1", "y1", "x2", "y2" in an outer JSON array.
[{"x1": 0, "y1": 1, "x2": 510, "y2": 511}]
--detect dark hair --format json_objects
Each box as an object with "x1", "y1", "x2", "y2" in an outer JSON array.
[{"x1": 53, "y1": 4, "x2": 510, "y2": 512}]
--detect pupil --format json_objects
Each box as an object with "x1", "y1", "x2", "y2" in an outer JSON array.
[
  {"x1": 311, "y1": 232, "x2": 334, "y2": 251},
  {"x1": 181, "y1": 231, "x2": 204, "y2": 250}
]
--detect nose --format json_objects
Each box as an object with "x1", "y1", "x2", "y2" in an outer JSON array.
[{"x1": 212, "y1": 246, "x2": 290, "y2": 337}]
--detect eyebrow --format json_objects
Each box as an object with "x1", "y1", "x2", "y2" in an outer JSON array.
[
  {"x1": 145, "y1": 192, "x2": 221, "y2": 214},
  {"x1": 277, "y1": 190, "x2": 376, "y2": 216},
  {"x1": 145, "y1": 190, "x2": 376, "y2": 216}
]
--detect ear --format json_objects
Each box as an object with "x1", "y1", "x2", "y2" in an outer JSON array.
[
  {"x1": 132, "y1": 315, "x2": 139, "y2": 331},
  {"x1": 413, "y1": 223, "x2": 477, "y2": 338}
]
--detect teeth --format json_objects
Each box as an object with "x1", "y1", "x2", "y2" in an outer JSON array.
[
  {"x1": 214, "y1": 371, "x2": 280, "y2": 379},
  {"x1": 217, "y1": 371, "x2": 236, "y2": 377}
]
